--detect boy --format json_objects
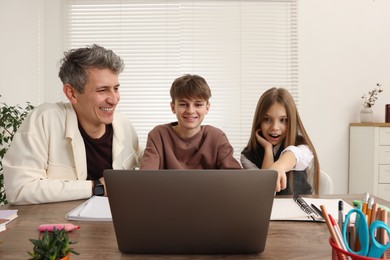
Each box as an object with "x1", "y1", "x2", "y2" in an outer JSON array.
[{"x1": 140, "y1": 74, "x2": 241, "y2": 169}]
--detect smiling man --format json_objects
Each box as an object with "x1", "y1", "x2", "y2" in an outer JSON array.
[
  {"x1": 3, "y1": 45, "x2": 143, "y2": 205},
  {"x1": 140, "y1": 74, "x2": 241, "y2": 170}
]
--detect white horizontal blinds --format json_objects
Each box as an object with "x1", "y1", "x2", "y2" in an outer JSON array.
[{"x1": 65, "y1": 0, "x2": 298, "y2": 159}]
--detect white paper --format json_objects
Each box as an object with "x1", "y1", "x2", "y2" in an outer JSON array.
[
  {"x1": 65, "y1": 196, "x2": 112, "y2": 221},
  {"x1": 271, "y1": 197, "x2": 354, "y2": 222}
]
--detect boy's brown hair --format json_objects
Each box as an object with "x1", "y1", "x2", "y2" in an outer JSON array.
[{"x1": 170, "y1": 74, "x2": 212, "y2": 103}]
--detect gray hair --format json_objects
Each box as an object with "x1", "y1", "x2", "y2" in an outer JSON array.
[{"x1": 58, "y1": 44, "x2": 124, "y2": 93}]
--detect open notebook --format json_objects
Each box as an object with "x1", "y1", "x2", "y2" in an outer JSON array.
[{"x1": 271, "y1": 196, "x2": 355, "y2": 222}]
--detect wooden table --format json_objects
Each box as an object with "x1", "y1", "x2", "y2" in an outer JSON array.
[{"x1": 0, "y1": 194, "x2": 387, "y2": 259}]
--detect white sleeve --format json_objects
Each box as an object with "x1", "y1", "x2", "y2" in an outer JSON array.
[{"x1": 281, "y1": 145, "x2": 313, "y2": 171}]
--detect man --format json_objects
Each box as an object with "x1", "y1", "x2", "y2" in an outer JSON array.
[{"x1": 3, "y1": 44, "x2": 142, "y2": 205}]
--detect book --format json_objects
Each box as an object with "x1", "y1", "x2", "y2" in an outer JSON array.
[
  {"x1": 0, "y1": 209, "x2": 18, "y2": 232},
  {"x1": 0, "y1": 219, "x2": 7, "y2": 232},
  {"x1": 65, "y1": 196, "x2": 112, "y2": 221},
  {"x1": 270, "y1": 196, "x2": 355, "y2": 222}
]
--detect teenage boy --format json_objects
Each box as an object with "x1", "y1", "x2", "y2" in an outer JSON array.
[{"x1": 140, "y1": 74, "x2": 241, "y2": 169}]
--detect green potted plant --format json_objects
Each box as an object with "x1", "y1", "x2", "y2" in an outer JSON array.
[
  {"x1": 0, "y1": 95, "x2": 35, "y2": 205},
  {"x1": 28, "y1": 227, "x2": 79, "y2": 260}
]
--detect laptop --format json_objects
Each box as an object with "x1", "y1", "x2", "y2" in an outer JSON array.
[{"x1": 104, "y1": 169, "x2": 277, "y2": 254}]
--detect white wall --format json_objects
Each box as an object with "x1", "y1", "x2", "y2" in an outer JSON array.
[
  {"x1": 299, "y1": 0, "x2": 390, "y2": 193},
  {"x1": 1, "y1": 0, "x2": 390, "y2": 193}
]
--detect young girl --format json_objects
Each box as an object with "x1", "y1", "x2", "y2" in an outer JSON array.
[{"x1": 241, "y1": 87, "x2": 319, "y2": 195}]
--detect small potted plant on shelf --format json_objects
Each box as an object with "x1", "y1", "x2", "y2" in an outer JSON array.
[
  {"x1": 28, "y1": 227, "x2": 79, "y2": 260},
  {"x1": 360, "y1": 83, "x2": 383, "y2": 123}
]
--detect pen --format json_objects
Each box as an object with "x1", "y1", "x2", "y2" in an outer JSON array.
[
  {"x1": 338, "y1": 200, "x2": 344, "y2": 229},
  {"x1": 321, "y1": 205, "x2": 351, "y2": 260},
  {"x1": 311, "y1": 203, "x2": 323, "y2": 218},
  {"x1": 320, "y1": 205, "x2": 342, "y2": 249},
  {"x1": 329, "y1": 214, "x2": 348, "y2": 252}
]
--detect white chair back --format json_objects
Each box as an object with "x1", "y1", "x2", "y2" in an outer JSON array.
[{"x1": 319, "y1": 170, "x2": 333, "y2": 194}]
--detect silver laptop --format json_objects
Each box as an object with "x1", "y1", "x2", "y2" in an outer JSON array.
[{"x1": 104, "y1": 169, "x2": 277, "y2": 254}]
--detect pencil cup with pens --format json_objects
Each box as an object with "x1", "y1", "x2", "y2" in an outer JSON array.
[{"x1": 325, "y1": 193, "x2": 390, "y2": 260}]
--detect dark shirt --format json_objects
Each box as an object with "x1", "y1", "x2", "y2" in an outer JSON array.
[{"x1": 79, "y1": 124, "x2": 113, "y2": 180}]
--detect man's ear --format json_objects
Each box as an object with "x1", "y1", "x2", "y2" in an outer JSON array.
[
  {"x1": 170, "y1": 101, "x2": 176, "y2": 114},
  {"x1": 63, "y1": 84, "x2": 77, "y2": 104}
]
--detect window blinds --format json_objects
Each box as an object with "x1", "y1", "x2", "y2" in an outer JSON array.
[{"x1": 65, "y1": 0, "x2": 298, "y2": 159}]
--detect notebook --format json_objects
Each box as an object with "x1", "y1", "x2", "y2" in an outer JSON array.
[
  {"x1": 0, "y1": 209, "x2": 18, "y2": 232},
  {"x1": 104, "y1": 169, "x2": 278, "y2": 254},
  {"x1": 271, "y1": 196, "x2": 355, "y2": 222},
  {"x1": 65, "y1": 196, "x2": 111, "y2": 221}
]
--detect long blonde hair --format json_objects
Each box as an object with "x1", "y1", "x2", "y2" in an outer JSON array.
[{"x1": 246, "y1": 87, "x2": 320, "y2": 193}]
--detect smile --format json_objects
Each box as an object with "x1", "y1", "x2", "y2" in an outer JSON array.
[{"x1": 100, "y1": 107, "x2": 114, "y2": 111}]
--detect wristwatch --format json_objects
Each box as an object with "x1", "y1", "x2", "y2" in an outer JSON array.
[{"x1": 93, "y1": 179, "x2": 105, "y2": 196}]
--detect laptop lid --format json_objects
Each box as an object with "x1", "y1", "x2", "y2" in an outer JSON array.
[{"x1": 104, "y1": 169, "x2": 277, "y2": 254}]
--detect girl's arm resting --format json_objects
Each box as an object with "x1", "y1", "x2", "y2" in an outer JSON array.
[{"x1": 261, "y1": 146, "x2": 274, "y2": 169}]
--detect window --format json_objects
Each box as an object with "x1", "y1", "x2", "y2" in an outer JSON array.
[{"x1": 65, "y1": 0, "x2": 298, "y2": 159}]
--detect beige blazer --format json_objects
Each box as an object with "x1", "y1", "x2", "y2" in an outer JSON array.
[{"x1": 3, "y1": 102, "x2": 142, "y2": 205}]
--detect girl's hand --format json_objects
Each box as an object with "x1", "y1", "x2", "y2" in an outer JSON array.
[
  {"x1": 270, "y1": 151, "x2": 296, "y2": 192},
  {"x1": 272, "y1": 168, "x2": 287, "y2": 192},
  {"x1": 255, "y1": 130, "x2": 272, "y2": 150}
]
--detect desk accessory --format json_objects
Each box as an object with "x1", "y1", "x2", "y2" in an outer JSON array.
[
  {"x1": 28, "y1": 227, "x2": 79, "y2": 260},
  {"x1": 271, "y1": 196, "x2": 354, "y2": 222},
  {"x1": 338, "y1": 200, "x2": 344, "y2": 229},
  {"x1": 328, "y1": 202, "x2": 390, "y2": 259},
  {"x1": 0, "y1": 209, "x2": 18, "y2": 232},
  {"x1": 0, "y1": 209, "x2": 18, "y2": 223},
  {"x1": 0, "y1": 219, "x2": 7, "y2": 232},
  {"x1": 38, "y1": 224, "x2": 80, "y2": 232},
  {"x1": 65, "y1": 196, "x2": 111, "y2": 221}
]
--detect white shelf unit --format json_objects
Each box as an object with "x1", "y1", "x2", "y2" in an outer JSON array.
[{"x1": 349, "y1": 123, "x2": 390, "y2": 200}]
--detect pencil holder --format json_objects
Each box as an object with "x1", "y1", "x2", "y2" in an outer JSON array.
[{"x1": 329, "y1": 238, "x2": 389, "y2": 260}]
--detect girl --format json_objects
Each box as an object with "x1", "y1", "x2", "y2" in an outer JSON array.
[{"x1": 241, "y1": 87, "x2": 319, "y2": 195}]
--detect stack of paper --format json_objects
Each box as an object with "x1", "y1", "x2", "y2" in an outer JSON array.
[
  {"x1": 0, "y1": 209, "x2": 18, "y2": 232},
  {"x1": 65, "y1": 196, "x2": 112, "y2": 221}
]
